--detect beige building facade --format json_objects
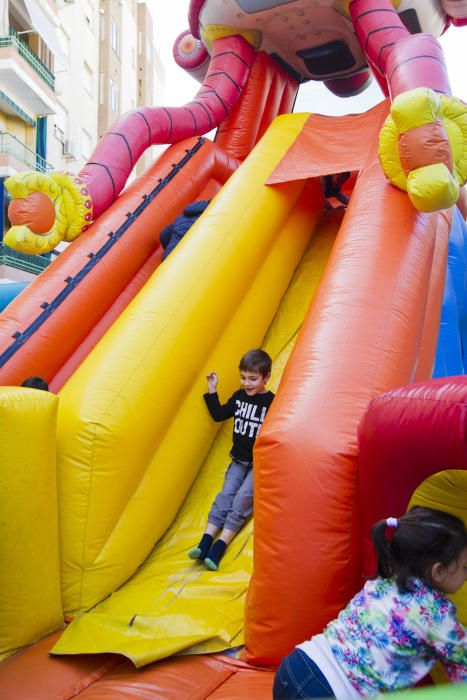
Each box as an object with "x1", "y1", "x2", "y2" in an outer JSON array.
[
  {"x1": 0, "y1": 0, "x2": 164, "y2": 286},
  {"x1": 98, "y1": 0, "x2": 164, "y2": 177}
]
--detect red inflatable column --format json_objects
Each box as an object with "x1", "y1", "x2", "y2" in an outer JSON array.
[{"x1": 358, "y1": 376, "x2": 467, "y2": 577}]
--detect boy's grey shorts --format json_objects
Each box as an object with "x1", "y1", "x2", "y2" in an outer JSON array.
[{"x1": 208, "y1": 459, "x2": 253, "y2": 532}]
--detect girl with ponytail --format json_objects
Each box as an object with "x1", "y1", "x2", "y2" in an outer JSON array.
[{"x1": 273, "y1": 507, "x2": 467, "y2": 699}]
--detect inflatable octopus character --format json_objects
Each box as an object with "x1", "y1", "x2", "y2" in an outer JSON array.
[{"x1": 5, "y1": 0, "x2": 467, "y2": 254}]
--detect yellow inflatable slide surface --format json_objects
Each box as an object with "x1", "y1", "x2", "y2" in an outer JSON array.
[
  {"x1": 53, "y1": 208, "x2": 341, "y2": 666},
  {"x1": 50, "y1": 115, "x2": 337, "y2": 664}
]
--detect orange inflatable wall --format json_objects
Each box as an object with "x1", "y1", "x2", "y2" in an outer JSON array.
[{"x1": 244, "y1": 161, "x2": 452, "y2": 665}]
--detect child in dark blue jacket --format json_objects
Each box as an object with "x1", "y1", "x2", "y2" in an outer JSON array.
[{"x1": 159, "y1": 200, "x2": 210, "y2": 260}]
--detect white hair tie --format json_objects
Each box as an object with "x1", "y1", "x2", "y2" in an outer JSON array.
[{"x1": 386, "y1": 517, "x2": 398, "y2": 528}]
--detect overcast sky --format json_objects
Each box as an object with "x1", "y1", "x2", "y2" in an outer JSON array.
[{"x1": 147, "y1": 1, "x2": 467, "y2": 115}]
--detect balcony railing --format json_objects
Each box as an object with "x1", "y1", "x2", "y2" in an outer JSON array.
[
  {"x1": 0, "y1": 242, "x2": 52, "y2": 275},
  {"x1": 0, "y1": 131, "x2": 53, "y2": 173},
  {"x1": 0, "y1": 28, "x2": 55, "y2": 90}
]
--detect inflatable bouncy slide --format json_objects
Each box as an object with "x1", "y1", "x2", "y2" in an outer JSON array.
[{"x1": 1, "y1": 1, "x2": 467, "y2": 697}]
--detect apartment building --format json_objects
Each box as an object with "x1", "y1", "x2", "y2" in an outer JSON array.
[
  {"x1": 0, "y1": 0, "x2": 164, "y2": 288},
  {"x1": 136, "y1": 1, "x2": 164, "y2": 175}
]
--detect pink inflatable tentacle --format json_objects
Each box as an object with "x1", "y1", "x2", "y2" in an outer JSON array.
[
  {"x1": 188, "y1": 0, "x2": 204, "y2": 38},
  {"x1": 78, "y1": 35, "x2": 254, "y2": 220},
  {"x1": 350, "y1": 0, "x2": 410, "y2": 78},
  {"x1": 384, "y1": 34, "x2": 451, "y2": 98},
  {"x1": 350, "y1": 0, "x2": 451, "y2": 98},
  {"x1": 173, "y1": 30, "x2": 210, "y2": 82}
]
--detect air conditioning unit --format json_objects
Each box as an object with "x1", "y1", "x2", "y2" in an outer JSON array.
[{"x1": 63, "y1": 139, "x2": 77, "y2": 159}]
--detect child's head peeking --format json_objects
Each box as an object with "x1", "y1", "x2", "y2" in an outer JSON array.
[
  {"x1": 238, "y1": 349, "x2": 272, "y2": 397},
  {"x1": 21, "y1": 376, "x2": 49, "y2": 391},
  {"x1": 372, "y1": 506, "x2": 467, "y2": 595}
]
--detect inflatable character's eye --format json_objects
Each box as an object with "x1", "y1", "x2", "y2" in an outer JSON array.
[
  {"x1": 297, "y1": 41, "x2": 356, "y2": 76},
  {"x1": 236, "y1": 0, "x2": 296, "y2": 12}
]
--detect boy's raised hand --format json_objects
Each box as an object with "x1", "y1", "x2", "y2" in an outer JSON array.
[{"x1": 206, "y1": 372, "x2": 218, "y2": 393}]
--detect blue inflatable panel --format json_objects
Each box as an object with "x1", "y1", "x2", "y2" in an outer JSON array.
[
  {"x1": 0, "y1": 281, "x2": 28, "y2": 312},
  {"x1": 433, "y1": 207, "x2": 467, "y2": 377}
]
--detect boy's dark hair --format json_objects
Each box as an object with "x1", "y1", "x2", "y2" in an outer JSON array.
[
  {"x1": 239, "y1": 349, "x2": 272, "y2": 378},
  {"x1": 21, "y1": 376, "x2": 49, "y2": 391},
  {"x1": 372, "y1": 506, "x2": 467, "y2": 592}
]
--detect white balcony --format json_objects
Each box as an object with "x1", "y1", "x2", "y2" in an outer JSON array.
[
  {"x1": 0, "y1": 130, "x2": 53, "y2": 175},
  {"x1": 0, "y1": 30, "x2": 58, "y2": 115}
]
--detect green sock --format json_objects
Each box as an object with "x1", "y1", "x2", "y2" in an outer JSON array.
[
  {"x1": 188, "y1": 533, "x2": 213, "y2": 560},
  {"x1": 204, "y1": 539, "x2": 227, "y2": 571}
]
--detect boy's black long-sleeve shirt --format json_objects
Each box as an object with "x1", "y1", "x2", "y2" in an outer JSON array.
[{"x1": 204, "y1": 389, "x2": 275, "y2": 463}]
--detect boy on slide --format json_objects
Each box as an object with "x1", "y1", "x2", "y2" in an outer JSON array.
[{"x1": 189, "y1": 349, "x2": 274, "y2": 570}]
